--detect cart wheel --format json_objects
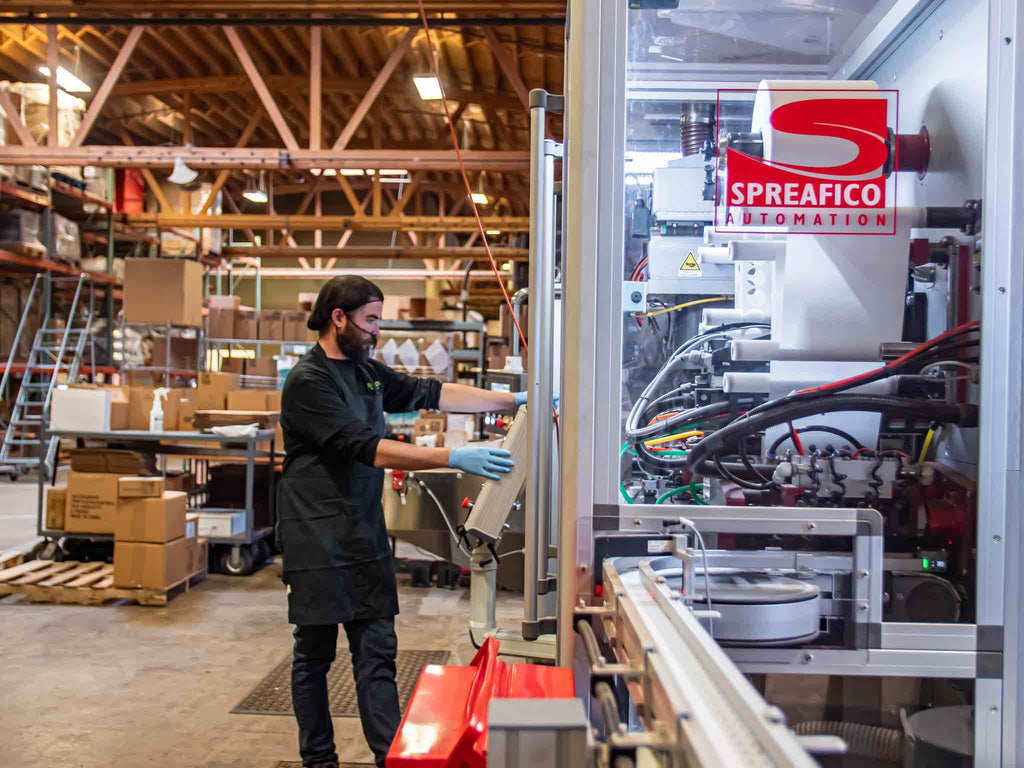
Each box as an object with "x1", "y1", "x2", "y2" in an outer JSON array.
[
  {"x1": 255, "y1": 538, "x2": 272, "y2": 565},
  {"x1": 220, "y1": 545, "x2": 255, "y2": 576}
]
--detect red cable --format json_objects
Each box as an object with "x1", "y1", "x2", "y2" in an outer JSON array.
[
  {"x1": 415, "y1": 5, "x2": 559, "y2": 440},
  {"x1": 415, "y1": 3, "x2": 527, "y2": 354},
  {"x1": 788, "y1": 422, "x2": 804, "y2": 455},
  {"x1": 794, "y1": 320, "x2": 979, "y2": 396}
]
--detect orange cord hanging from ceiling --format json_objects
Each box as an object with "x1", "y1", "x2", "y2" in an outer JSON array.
[
  {"x1": 415, "y1": 2, "x2": 528, "y2": 354},
  {"x1": 415, "y1": 2, "x2": 560, "y2": 440}
]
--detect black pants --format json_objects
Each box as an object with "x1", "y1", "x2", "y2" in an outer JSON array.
[{"x1": 292, "y1": 618, "x2": 401, "y2": 768}]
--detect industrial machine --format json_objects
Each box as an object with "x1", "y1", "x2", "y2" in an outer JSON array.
[{"x1": 444, "y1": 1, "x2": 1021, "y2": 766}]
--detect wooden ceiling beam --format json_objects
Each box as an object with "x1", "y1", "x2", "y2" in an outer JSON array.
[
  {"x1": 108, "y1": 74, "x2": 525, "y2": 111},
  {"x1": 72, "y1": 26, "x2": 144, "y2": 147},
  {"x1": 222, "y1": 245, "x2": 528, "y2": 260},
  {"x1": 199, "y1": 109, "x2": 262, "y2": 215},
  {"x1": 332, "y1": 27, "x2": 415, "y2": 151},
  {"x1": 0, "y1": 88, "x2": 35, "y2": 146},
  {"x1": 124, "y1": 213, "x2": 530, "y2": 233},
  {"x1": 480, "y1": 27, "x2": 529, "y2": 110},
  {"x1": 223, "y1": 25, "x2": 299, "y2": 152}
]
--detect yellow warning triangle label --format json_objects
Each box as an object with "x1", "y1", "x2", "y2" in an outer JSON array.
[{"x1": 680, "y1": 252, "x2": 701, "y2": 272}]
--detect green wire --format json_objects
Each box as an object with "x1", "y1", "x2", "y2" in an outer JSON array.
[
  {"x1": 655, "y1": 486, "x2": 691, "y2": 504},
  {"x1": 620, "y1": 441, "x2": 693, "y2": 504},
  {"x1": 619, "y1": 443, "x2": 634, "y2": 504},
  {"x1": 689, "y1": 476, "x2": 708, "y2": 505}
]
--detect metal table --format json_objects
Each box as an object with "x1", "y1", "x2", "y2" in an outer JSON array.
[{"x1": 41, "y1": 428, "x2": 276, "y2": 574}]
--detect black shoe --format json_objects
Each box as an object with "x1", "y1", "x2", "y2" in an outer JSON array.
[{"x1": 308, "y1": 762, "x2": 339, "y2": 768}]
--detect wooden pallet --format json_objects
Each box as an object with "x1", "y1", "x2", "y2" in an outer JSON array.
[{"x1": 0, "y1": 560, "x2": 207, "y2": 606}]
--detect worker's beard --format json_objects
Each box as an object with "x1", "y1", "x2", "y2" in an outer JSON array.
[{"x1": 336, "y1": 323, "x2": 377, "y2": 363}]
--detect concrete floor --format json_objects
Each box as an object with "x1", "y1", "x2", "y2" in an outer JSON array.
[{"x1": 0, "y1": 473, "x2": 526, "y2": 768}]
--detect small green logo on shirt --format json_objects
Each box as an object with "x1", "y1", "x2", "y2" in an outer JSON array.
[{"x1": 366, "y1": 380, "x2": 382, "y2": 393}]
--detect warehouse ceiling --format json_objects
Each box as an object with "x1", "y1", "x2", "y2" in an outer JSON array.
[{"x1": 0, "y1": 7, "x2": 565, "y2": 211}]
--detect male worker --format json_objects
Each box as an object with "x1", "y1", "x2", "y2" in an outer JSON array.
[{"x1": 279, "y1": 276, "x2": 532, "y2": 768}]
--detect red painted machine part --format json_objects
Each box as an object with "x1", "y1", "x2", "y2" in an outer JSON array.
[{"x1": 386, "y1": 637, "x2": 575, "y2": 768}]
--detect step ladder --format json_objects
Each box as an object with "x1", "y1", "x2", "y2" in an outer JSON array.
[{"x1": 0, "y1": 274, "x2": 96, "y2": 480}]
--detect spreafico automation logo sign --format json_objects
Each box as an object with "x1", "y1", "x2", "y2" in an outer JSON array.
[{"x1": 715, "y1": 87, "x2": 899, "y2": 236}]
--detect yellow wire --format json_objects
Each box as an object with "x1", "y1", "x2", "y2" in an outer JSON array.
[
  {"x1": 918, "y1": 428, "x2": 936, "y2": 464},
  {"x1": 631, "y1": 296, "x2": 730, "y2": 319},
  {"x1": 644, "y1": 430, "x2": 704, "y2": 447}
]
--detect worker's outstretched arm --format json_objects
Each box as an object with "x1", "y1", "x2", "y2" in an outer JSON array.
[
  {"x1": 438, "y1": 382, "x2": 516, "y2": 413},
  {"x1": 373, "y1": 439, "x2": 513, "y2": 480}
]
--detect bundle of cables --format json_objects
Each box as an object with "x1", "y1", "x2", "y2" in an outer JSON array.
[{"x1": 628, "y1": 320, "x2": 981, "y2": 493}]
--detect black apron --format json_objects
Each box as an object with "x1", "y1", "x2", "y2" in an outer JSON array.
[{"x1": 277, "y1": 346, "x2": 398, "y2": 626}]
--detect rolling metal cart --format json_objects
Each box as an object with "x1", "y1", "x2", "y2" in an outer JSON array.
[{"x1": 41, "y1": 428, "x2": 276, "y2": 576}]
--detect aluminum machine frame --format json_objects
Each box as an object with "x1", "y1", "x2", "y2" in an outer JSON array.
[{"x1": 553, "y1": 0, "x2": 1024, "y2": 765}]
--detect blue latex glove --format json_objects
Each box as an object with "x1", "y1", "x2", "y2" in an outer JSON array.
[
  {"x1": 449, "y1": 445, "x2": 515, "y2": 480},
  {"x1": 513, "y1": 392, "x2": 560, "y2": 411}
]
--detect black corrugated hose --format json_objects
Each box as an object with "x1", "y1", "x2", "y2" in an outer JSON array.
[{"x1": 685, "y1": 394, "x2": 976, "y2": 475}]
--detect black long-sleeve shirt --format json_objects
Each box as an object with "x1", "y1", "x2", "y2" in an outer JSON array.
[
  {"x1": 281, "y1": 349, "x2": 442, "y2": 472},
  {"x1": 276, "y1": 343, "x2": 443, "y2": 624}
]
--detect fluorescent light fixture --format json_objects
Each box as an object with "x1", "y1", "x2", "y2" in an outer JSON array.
[
  {"x1": 167, "y1": 156, "x2": 198, "y2": 185},
  {"x1": 242, "y1": 188, "x2": 268, "y2": 203},
  {"x1": 485, "y1": 229, "x2": 501, "y2": 236},
  {"x1": 339, "y1": 169, "x2": 365, "y2": 176},
  {"x1": 378, "y1": 169, "x2": 408, "y2": 176},
  {"x1": 322, "y1": 168, "x2": 337, "y2": 176},
  {"x1": 379, "y1": 177, "x2": 413, "y2": 184},
  {"x1": 310, "y1": 168, "x2": 322, "y2": 176},
  {"x1": 242, "y1": 171, "x2": 268, "y2": 204},
  {"x1": 501, "y1": 261, "x2": 512, "y2": 271},
  {"x1": 470, "y1": 192, "x2": 488, "y2": 205},
  {"x1": 412, "y1": 74, "x2": 443, "y2": 101},
  {"x1": 39, "y1": 65, "x2": 91, "y2": 93}
]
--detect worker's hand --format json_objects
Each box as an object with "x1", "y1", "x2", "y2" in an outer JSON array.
[
  {"x1": 449, "y1": 445, "x2": 515, "y2": 480},
  {"x1": 513, "y1": 392, "x2": 560, "y2": 411}
]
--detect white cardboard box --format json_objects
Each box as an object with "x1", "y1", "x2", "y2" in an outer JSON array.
[
  {"x1": 196, "y1": 511, "x2": 245, "y2": 538},
  {"x1": 50, "y1": 387, "x2": 111, "y2": 432}
]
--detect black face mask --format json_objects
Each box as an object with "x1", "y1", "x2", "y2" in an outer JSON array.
[{"x1": 335, "y1": 315, "x2": 378, "y2": 362}]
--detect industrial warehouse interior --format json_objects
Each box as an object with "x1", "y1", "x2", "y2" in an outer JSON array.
[{"x1": 0, "y1": 1, "x2": 1018, "y2": 767}]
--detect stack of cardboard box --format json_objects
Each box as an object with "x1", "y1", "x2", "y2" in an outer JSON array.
[
  {"x1": 204, "y1": 297, "x2": 314, "y2": 344},
  {"x1": 112, "y1": 476, "x2": 201, "y2": 589}
]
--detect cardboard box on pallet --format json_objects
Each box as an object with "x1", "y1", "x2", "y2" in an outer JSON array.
[
  {"x1": 117, "y1": 476, "x2": 165, "y2": 498},
  {"x1": 197, "y1": 372, "x2": 240, "y2": 410},
  {"x1": 45, "y1": 486, "x2": 67, "y2": 530},
  {"x1": 65, "y1": 472, "x2": 121, "y2": 533},
  {"x1": 115, "y1": 491, "x2": 187, "y2": 543},
  {"x1": 113, "y1": 537, "x2": 186, "y2": 589},
  {"x1": 124, "y1": 258, "x2": 203, "y2": 328},
  {"x1": 184, "y1": 515, "x2": 204, "y2": 575}
]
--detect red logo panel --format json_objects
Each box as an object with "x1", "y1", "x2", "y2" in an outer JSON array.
[{"x1": 715, "y1": 88, "x2": 898, "y2": 236}]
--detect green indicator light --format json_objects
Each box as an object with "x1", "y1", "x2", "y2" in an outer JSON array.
[{"x1": 922, "y1": 558, "x2": 930, "y2": 569}]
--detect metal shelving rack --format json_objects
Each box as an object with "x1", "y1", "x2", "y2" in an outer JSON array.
[
  {"x1": 40, "y1": 428, "x2": 276, "y2": 575},
  {"x1": 119, "y1": 318, "x2": 204, "y2": 387}
]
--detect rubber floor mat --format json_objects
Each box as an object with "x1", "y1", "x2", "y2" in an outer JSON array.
[
  {"x1": 234, "y1": 649, "x2": 450, "y2": 717},
  {"x1": 275, "y1": 763, "x2": 371, "y2": 767}
]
